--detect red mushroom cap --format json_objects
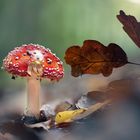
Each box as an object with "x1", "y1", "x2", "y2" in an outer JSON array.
[{"x1": 3, "y1": 44, "x2": 64, "y2": 80}]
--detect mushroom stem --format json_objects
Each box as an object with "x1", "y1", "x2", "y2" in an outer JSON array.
[{"x1": 26, "y1": 77, "x2": 41, "y2": 118}]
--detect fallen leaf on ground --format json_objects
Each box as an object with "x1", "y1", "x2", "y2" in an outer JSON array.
[
  {"x1": 106, "y1": 79, "x2": 134, "y2": 100},
  {"x1": 55, "y1": 99, "x2": 111, "y2": 124},
  {"x1": 73, "y1": 100, "x2": 111, "y2": 120},
  {"x1": 87, "y1": 91, "x2": 110, "y2": 103},
  {"x1": 55, "y1": 109, "x2": 85, "y2": 124},
  {"x1": 25, "y1": 120, "x2": 52, "y2": 131}
]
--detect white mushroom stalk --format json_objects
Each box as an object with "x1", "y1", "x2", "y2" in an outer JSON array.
[{"x1": 26, "y1": 62, "x2": 43, "y2": 117}]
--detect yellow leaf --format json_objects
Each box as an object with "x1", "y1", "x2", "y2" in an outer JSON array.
[{"x1": 55, "y1": 109, "x2": 85, "y2": 124}]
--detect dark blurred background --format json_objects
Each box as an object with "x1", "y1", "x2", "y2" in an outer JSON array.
[{"x1": 0, "y1": 0, "x2": 140, "y2": 114}]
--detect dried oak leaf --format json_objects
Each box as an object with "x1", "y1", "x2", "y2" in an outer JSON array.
[
  {"x1": 117, "y1": 10, "x2": 140, "y2": 48},
  {"x1": 65, "y1": 40, "x2": 128, "y2": 77},
  {"x1": 106, "y1": 79, "x2": 134, "y2": 100},
  {"x1": 87, "y1": 91, "x2": 110, "y2": 103}
]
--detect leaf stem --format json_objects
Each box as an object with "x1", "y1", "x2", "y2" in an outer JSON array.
[{"x1": 127, "y1": 61, "x2": 140, "y2": 66}]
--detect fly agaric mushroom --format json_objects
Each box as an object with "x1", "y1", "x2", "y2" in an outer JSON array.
[{"x1": 2, "y1": 44, "x2": 64, "y2": 118}]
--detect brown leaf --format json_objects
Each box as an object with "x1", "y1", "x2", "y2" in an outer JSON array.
[
  {"x1": 117, "y1": 10, "x2": 140, "y2": 48},
  {"x1": 65, "y1": 40, "x2": 128, "y2": 77},
  {"x1": 107, "y1": 79, "x2": 134, "y2": 100},
  {"x1": 107, "y1": 79, "x2": 133, "y2": 91},
  {"x1": 87, "y1": 91, "x2": 110, "y2": 103},
  {"x1": 85, "y1": 80, "x2": 133, "y2": 104}
]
